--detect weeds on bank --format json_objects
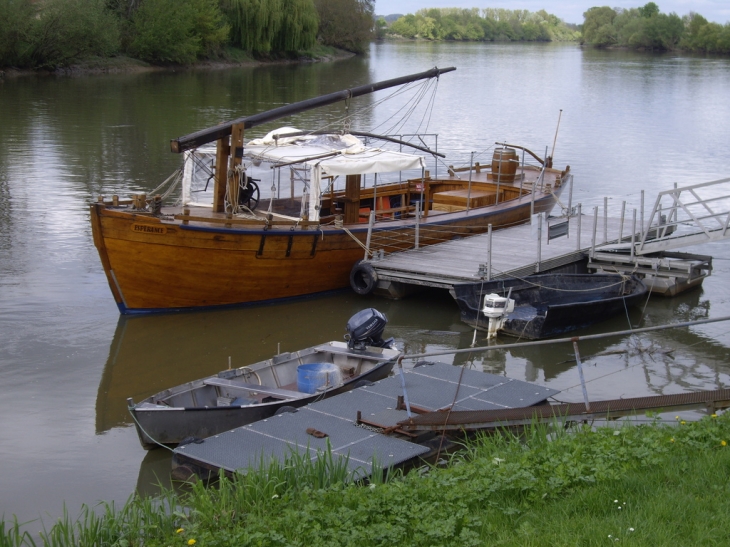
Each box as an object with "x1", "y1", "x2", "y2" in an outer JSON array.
[{"x1": 3, "y1": 412, "x2": 730, "y2": 546}]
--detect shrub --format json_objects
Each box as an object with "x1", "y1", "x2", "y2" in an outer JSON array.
[
  {"x1": 129, "y1": 0, "x2": 228, "y2": 64},
  {"x1": 0, "y1": 0, "x2": 35, "y2": 67},
  {"x1": 24, "y1": 0, "x2": 120, "y2": 68}
]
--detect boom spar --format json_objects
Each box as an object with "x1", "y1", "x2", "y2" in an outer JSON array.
[{"x1": 170, "y1": 66, "x2": 456, "y2": 153}]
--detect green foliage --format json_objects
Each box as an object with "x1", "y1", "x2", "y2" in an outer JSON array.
[
  {"x1": 638, "y1": 1, "x2": 660, "y2": 18},
  {"x1": 375, "y1": 17, "x2": 387, "y2": 40},
  {"x1": 4, "y1": 413, "x2": 730, "y2": 546},
  {"x1": 680, "y1": 13, "x2": 730, "y2": 54},
  {"x1": 220, "y1": 0, "x2": 317, "y2": 54},
  {"x1": 582, "y1": 6, "x2": 618, "y2": 46},
  {"x1": 129, "y1": 0, "x2": 229, "y2": 64},
  {"x1": 272, "y1": 0, "x2": 319, "y2": 53},
  {"x1": 615, "y1": 9, "x2": 684, "y2": 49},
  {"x1": 582, "y1": 3, "x2": 728, "y2": 53},
  {"x1": 386, "y1": 7, "x2": 578, "y2": 43},
  {"x1": 2, "y1": 0, "x2": 121, "y2": 68},
  {"x1": 314, "y1": 0, "x2": 374, "y2": 53},
  {"x1": 0, "y1": 0, "x2": 35, "y2": 67}
]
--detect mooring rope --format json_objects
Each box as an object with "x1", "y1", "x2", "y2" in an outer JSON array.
[
  {"x1": 127, "y1": 407, "x2": 175, "y2": 452},
  {"x1": 334, "y1": 217, "x2": 371, "y2": 256}
]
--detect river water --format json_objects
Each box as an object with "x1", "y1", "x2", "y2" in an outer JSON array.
[{"x1": 2, "y1": 42, "x2": 730, "y2": 526}]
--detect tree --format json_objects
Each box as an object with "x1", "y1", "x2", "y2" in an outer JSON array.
[
  {"x1": 130, "y1": 0, "x2": 227, "y2": 63},
  {"x1": 27, "y1": 0, "x2": 120, "y2": 67},
  {"x1": 314, "y1": 0, "x2": 374, "y2": 53},
  {"x1": 0, "y1": 0, "x2": 35, "y2": 67},
  {"x1": 390, "y1": 14, "x2": 417, "y2": 38},
  {"x1": 271, "y1": 0, "x2": 318, "y2": 52},
  {"x1": 582, "y1": 6, "x2": 617, "y2": 45},
  {"x1": 638, "y1": 2, "x2": 660, "y2": 18},
  {"x1": 374, "y1": 17, "x2": 387, "y2": 40},
  {"x1": 221, "y1": 0, "x2": 283, "y2": 52}
]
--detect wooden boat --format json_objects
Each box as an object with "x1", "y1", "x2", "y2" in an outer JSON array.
[
  {"x1": 453, "y1": 273, "x2": 648, "y2": 340},
  {"x1": 128, "y1": 309, "x2": 400, "y2": 449},
  {"x1": 90, "y1": 67, "x2": 570, "y2": 314}
]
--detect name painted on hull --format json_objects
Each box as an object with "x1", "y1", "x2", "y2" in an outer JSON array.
[{"x1": 131, "y1": 224, "x2": 168, "y2": 235}]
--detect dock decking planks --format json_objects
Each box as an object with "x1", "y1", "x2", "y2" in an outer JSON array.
[{"x1": 369, "y1": 214, "x2": 645, "y2": 287}]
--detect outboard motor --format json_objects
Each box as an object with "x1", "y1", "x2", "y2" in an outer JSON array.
[
  {"x1": 345, "y1": 308, "x2": 395, "y2": 351},
  {"x1": 481, "y1": 292, "x2": 515, "y2": 339}
]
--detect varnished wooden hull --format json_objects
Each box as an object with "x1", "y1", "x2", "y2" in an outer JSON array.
[{"x1": 90, "y1": 188, "x2": 562, "y2": 313}]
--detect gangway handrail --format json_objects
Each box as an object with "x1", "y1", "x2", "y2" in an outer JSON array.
[{"x1": 635, "y1": 176, "x2": 730, "y2": 255}]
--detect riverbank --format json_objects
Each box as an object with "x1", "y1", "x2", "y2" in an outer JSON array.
[
  {"x1": 3, "y1": 413, "x2": 729, "y2": 546},
  {"x1": 0, "y1": 46, "x2": 354, "y2": 79}
]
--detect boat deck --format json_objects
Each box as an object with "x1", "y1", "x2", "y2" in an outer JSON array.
[{"x1": 172, "y1": 362, "x2": 559, "y2": 479}]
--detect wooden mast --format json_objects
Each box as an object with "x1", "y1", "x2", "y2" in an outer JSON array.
[{"x1": 214, "y1": 138, "x2": 229, "y2": 213}]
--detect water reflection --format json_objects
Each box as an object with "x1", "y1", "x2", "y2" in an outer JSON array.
[
  {"x1": 96, "y1": 282, "x2": 729, "y2": 441},
  {"x1": 5, "y1": 41, "x2": 730, "y2": 525}
]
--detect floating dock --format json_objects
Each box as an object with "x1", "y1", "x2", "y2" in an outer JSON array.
[
  {"x1": 364, "y1": 213, "x2": 711, "y2": 298},
  {"x1": 172, "y1": 362, "x2": 559, "y2": 479},
  {"x1": 364, "y1": 177, "x2": 730, "y2": 298}
]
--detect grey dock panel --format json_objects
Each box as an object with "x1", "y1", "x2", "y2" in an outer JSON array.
[
  {"x1": 369, "y1": 214, "x2": 643, "y2": 288},
  {"x1": 176, "y1": 409, "x2": 426, "y2": 479},
  {"x1": 173, "y1": 362, "x2": 560, "y2": 477}
]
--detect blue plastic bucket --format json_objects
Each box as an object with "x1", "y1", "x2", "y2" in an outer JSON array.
[{"x1": 297, "y1": 363, "x2": 341, "y2": 394}]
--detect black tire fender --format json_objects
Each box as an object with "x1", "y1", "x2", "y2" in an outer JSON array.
[{"x1": 350, "y1": 260, "x2": 378, "y2": 295}]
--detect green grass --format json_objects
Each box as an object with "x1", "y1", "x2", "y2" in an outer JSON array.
[{"x1": 3, "y1": 413, "x2": 730, "y2": 546}]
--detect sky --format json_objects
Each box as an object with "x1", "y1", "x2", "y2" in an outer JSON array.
[{"x1": 375, "y1": 0, "x2": 730, "y2": 25}]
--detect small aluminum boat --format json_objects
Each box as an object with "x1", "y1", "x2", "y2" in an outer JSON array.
[{"x1": 128, "y1": 309, "x2": 399, "y2": 449}]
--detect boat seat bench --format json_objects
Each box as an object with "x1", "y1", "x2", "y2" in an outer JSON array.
[{"x1": 203, "y1": 377, "x2": 301, "y2": 399}]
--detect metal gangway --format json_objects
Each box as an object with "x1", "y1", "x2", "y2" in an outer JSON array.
[{"x1": 588, "y1": 177, "x2": 730, "y2": 295}]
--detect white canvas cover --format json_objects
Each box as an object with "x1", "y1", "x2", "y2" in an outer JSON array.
[
  {"x1": 181, "y1": 146, "x2": 217, "y2": 208},
  {"x1": 245, "y1": 129, "x2": 425, "y2": 220}
]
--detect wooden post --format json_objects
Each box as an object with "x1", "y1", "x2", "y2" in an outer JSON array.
[
  {"x1": 343, "y1": 174, "x2": 361, "y2": 224},
  {"x1": 214, "y1": 137, "x2": 230, "y2": 213}
]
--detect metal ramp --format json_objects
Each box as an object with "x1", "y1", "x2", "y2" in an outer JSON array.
[
  {"x1": 599, "y1": 177, "x2": 730, "y2": 255},
  {"x1": 586, "y1": 178, "x2": 729, "y2": 295},
  {"x1": 173, "y1": 362, "x2": 560, "y2": 479}
]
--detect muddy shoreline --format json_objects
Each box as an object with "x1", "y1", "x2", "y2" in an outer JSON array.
[{"x1": 0, "y1": 49, "x2": 355, "y2": 79}]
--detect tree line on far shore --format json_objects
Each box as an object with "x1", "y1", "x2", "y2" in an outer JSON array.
[
  {"x1": 0, "y1": 0, "x2": 374, "y2": 69},
  {"x1": 2, "y1": 0, "x2": 728, "y2": 71},
  {"x1": 581, "y1": 3, "x2": 730, "y2": 53},
  {"x1": 381, "y1": 3, "x2": 729, "y2": 54},
  {"x1": 380, "y1": 8, "x2": 580, "y2": 42}
]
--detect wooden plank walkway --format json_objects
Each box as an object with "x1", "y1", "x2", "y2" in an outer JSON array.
[{"x1": 369, "y1": 214, "x2": 644, "y2": 290}]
